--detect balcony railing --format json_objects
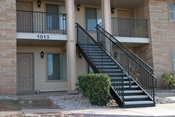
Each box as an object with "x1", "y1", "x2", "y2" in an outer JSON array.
[
  {"x1": 17, "y1": 10, "x2": 66, "y2": 34},
  {"x1": 111, "y1": 18, "x2": 148, "y2": 38}
]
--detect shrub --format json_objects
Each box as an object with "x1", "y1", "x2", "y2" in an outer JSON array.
[
  {"x1": 77, "y1": 73, "x2": 111, "y2": 106},
  {"x1": 162, "y1": 73, "x2": 175, "y2": 89}
]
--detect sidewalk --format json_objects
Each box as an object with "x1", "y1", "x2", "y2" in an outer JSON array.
[
  {"x1": 0, "y1": 103, "x2": 175, "y2": 116},
  {"x1": 1, "y1": 90, "x2": 175, "y2": 116}
]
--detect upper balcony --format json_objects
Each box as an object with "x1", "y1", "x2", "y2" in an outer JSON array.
[
  {"x1": 111, "y1": 18, "x2": 149, "y2": 44},
  {"x1": 17, "y1": 10, "x2": 66, "y2": 34},
  {"x1": 16, "y1": 1, "x2": 67, "y2": 43}
]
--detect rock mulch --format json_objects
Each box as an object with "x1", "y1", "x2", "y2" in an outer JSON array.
[
  {"x1": 48, "y1": 94, "x2": 106, "y2": 110},
  {"x1": 48, "y1": 94, "x2": 175, "y2": 110},
  {"x1": 155, "y1": 96, "x2": 175, "y2": 104}
]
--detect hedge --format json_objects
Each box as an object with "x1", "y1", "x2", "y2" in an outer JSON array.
[
  {"x1": 77, "y1": 73, "x2": 111, "y2": 106},
  {"x1": 162, "y1": 73, "x2": 175, "y2": 89}
]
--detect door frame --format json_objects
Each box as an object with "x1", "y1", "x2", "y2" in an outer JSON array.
[{"x1": 17, "y1": 53, "x2": 34, "y2": 94}]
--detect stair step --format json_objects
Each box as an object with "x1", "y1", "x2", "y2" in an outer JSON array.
[
  {"x1": 124, "y1": 95, "x2": 148, "y2": 99},
  {"x1": 96, "y1": 64, "x2": 116, "y2": 67},
  {"x1": 113, "y1": 81, "x2": 134, "y2": 83},
  {"x1": 81, "y1": 44, "x2": 98, "y2": 46},
  {"x1": 82, "y1": 46, "x2": 101, "y2": 49},
  {"x1": 103, "y1": 71, "x2": 122, "y2": 73},
  {"x1": 100, "y1": 65, "x2": 121, "y2": 72},
  {"x1": 111, "y1": 77, "x2": 129, "y2": 81},
  {"x1": 111, "y1": 77, "x2": 128, "y2": 80},
  {"x1": 124, "y1": 101, "x2": 154, "y2": 105},
  {"x1": 124, "y1": 90, "x2": 143, "y2": 93},
  {"x1": 85, "y1": 50, "x2": 103, "y2": 53},
  {"x1": 91, "y1": 56, "x2": 109, "y2": 59},
  {"x1": 95, "y1": 62, "x2": 115, "y2": 65},
  {"x1": 88, "y1": 53, "x2": 108, "y2": 56},
  {"x1": 114, "y1": 85, "x2": 138, "y2": 89},
  {"x1": 106, "y1": 73, "x2": 125, "y2": 75},
  {"x1": 93, "y1": 58, "x2": 112, "y2": 62},
  {"x1": 97, "y1": 65, "x2": 118, "y2": 68}
]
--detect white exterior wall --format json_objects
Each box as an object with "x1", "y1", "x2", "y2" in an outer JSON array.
[{"x1": 17, "y1": 46, "x2": 67, "y2": 92}]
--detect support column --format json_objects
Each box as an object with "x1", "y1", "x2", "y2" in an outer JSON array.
[
  {"x1": 65, "y1": 0, "x2": 77, "y2": 94},
  {"x1": 0, "y1": 0, "x2": 16, "y2": 95},
  {"x1": 101, "y1": 0, "x2": 112, "y2": 52}
]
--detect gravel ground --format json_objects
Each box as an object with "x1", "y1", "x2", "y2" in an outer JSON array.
[
  {"x1": 48, "y1": 94, "x2": 107, "y2": 110},
  {"x1": 48, "y1": 94, "x2": 175, "y2": 110},
  {"x1": 155, "y1": 96, "x2": 175, "y2": 104}
]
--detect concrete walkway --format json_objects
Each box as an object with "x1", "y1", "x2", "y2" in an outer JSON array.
[
  {"x1": 1, "y1": 90, "x2": 175, "y2": 116},
  {"x1": 0, "y1": 103, "x2": 175, "y2": 116}
]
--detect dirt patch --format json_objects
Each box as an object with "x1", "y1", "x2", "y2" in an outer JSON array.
[
  {"x1": 0, "y1": 100, "x2": 21, "y2": 111},
  {"x1": 20, "y1": 99, "x2": 60, "y2": 109},
  {"x1": 0, "y1": 99, "x2": 60, "y2": 111}
]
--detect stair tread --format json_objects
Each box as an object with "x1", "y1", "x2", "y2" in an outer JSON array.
[
  {"x1": 124, "y1": 101, "x2": 153, "y2": 105},
  {"x1": 114, "y1": 85, "x2": 138, "y2": 88},
  {"x1": 124, "y1": 95, "x2": 148, "y2": 99},
  {"x1": 124, "y1": 90, "x2": 143, "y2": 93},
  {"x1": 113, "y1": 81, "x2": 134, "y2": 83}
]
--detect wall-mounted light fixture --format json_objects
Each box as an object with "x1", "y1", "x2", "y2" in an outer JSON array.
[
  {"x1": 37, "y1": 0, "x2": 41, "y2": 8},
  {"x1": 40, "y1": 51, "x2": 44, "y2": 59},
  {"x1": 79, "y1": 53, "x2": 82, "y2": 58},
  {"x1": 77, "y1": 4, "x2": 81, "y2": 11},
  {"x1": 114, "y1": 52, "x2": 118, "y2": 59},
  {"x1": 111, "y1": 8, "x2": 115, "y2": 14}
]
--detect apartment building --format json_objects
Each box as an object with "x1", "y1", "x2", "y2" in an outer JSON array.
[{"x1": 0, "y1": 0, "x2": 174, "y2": 107}]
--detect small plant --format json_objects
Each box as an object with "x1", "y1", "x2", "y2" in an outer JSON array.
[
  {"x1": 162, "y1": 73, "x2": 175, "y2": 89},
  {"x1": 77, "y1": 73, "x2": 111, "y2": 106}
]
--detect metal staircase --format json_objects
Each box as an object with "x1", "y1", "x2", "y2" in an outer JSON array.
[{"x1": 76, "y1": 23, "x2": 157, "y2": 108}]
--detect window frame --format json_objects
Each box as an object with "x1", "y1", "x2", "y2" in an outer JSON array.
[
  {"x1": 46, "y1": 4, "x2": 66, "y2": 30},
  {"x1": 85, "y1": 7, "x2": 102, "y2": 31},
  {"x1": 46, "y1": 53, "x2": 67, "y2": 82},
  {"x1": 168, "y1": 2, "x2": 175, "y2": 21}
]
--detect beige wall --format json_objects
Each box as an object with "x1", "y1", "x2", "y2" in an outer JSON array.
[
  {"x1": 76, "y1": 50, "x2": 88, "y2": 77},
  {"x1": 134, "y1": 3, "x2": 144, "y2": 19},
  {"x1": 17, "y1": 45, "x2": 67, "y2": 92},
  {"x1": 0, "y1": 0, "x2": 16, "y2": 95}
]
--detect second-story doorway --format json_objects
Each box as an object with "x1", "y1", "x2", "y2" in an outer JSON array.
[
  {"x1": 117, "y1": 10, "x2": 131, "y2": 37},
  {"x1": 46, "y1": 4, "x2": 66, "y2": 31}
]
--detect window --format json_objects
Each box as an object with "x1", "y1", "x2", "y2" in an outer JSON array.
[
  {"x1": 168, "y1": 2, "x2": 175, "y2": 21},
  {"x1": 88, "y1": 65, "x2": 94, "y2": 73},
  {"x1": 86, "y1": 8, "x2": 102, "y2": 31},
  {"x1": 46, "y1": 4, "x2": 66, "y2": 30},
  {"x1": 47, "y1": 53, "x2": 67, "y2": 80}
]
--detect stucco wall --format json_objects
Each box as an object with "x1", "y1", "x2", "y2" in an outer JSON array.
[{"x1": 17, "y1": 46, "x2": 67, "y2": 92}]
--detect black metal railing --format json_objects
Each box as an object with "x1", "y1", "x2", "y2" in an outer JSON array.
[
  {"x1": 111, "y1": 18, "x2": 148, "y2": 38},
  {"x1": 17, "y1": 10, "x2": 66, "y2": 34},
  {"x1": 76, "y1": 23, "x2": 126, "y2": 102},
  {"x1": 96, "y1": 25, "x2": 157, "y2": 104}
]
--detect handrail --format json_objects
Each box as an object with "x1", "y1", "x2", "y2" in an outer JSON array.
[
  {"x1": 16, "y1": 10, "x2": 66, "y2": 34},
  {"x1": 96, "y1": 25, "x2": 157, "y2": 103},
  {"x1": 76, "y1": 23, "x2": 126, "y2": 102},
  {"x1": 97, "y1": 23, "x2": 153, "y2": 74}
]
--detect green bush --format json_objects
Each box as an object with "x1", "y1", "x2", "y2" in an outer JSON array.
[
  {"x1": 77, "y1": 73, "x2": 111, "y2": 106},
  {"x1": 162, "y1": 73, "x2": 175, "y2": 89}
]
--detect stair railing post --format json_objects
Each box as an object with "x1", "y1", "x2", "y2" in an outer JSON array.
[
  {"x1": 77, "y1": 24, "x2": 79, "y2": 43},
  {"x1": 122, "y1": 69, "x2": 124, "y2": 102}
]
